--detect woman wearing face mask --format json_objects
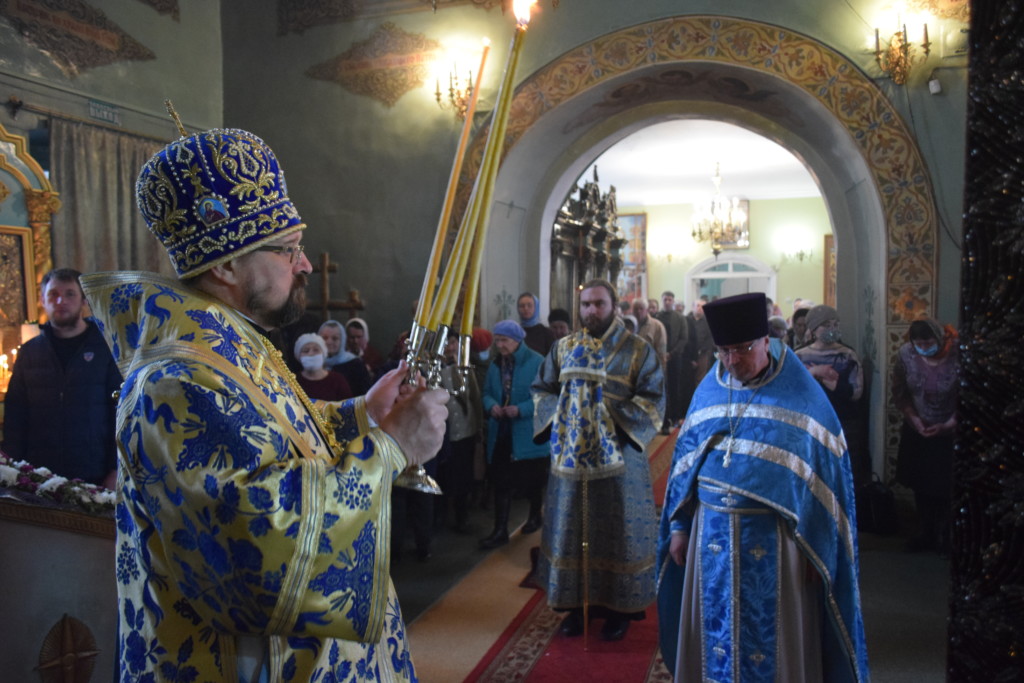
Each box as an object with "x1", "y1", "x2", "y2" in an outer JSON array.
[
  {"x1": 796, "y1": 305, "x2": 868, "y2": 485},
  {"x1": 892, "y1": 318, "x2": 959, "y2": 553},
  {"x1": 294, "y1": 333, "x2": 353, "y2": 401}
]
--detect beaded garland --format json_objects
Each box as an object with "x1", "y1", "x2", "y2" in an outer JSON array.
[
  {"x1": 136, "y1": 128, "x2": 306, "y2": 278},
  {"x1": 949, "y1": 2, "x2": 1024, "y2": 679}
]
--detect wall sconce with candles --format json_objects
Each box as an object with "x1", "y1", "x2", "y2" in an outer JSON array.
[
  {"x1": 772, "y1": 244, "x2": 814, "y2": 271},
  {"x1": 875, "y1": 22, "x2": 931, "y2": 85},
  {"x1": 436, "y1": 63, "x2": 474, "y2": 119},
  {"x1": 434, "y1": 39, "x2": 490, "y2": 120}
]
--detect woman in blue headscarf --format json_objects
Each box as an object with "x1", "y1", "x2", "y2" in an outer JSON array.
[{"x1": 480, "y1": 319, "x2": 549, "y2": 549}]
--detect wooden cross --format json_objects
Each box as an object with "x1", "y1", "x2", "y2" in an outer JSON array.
[{"x1": 307, "y1": 252, "x2": 364, "y2": 321}]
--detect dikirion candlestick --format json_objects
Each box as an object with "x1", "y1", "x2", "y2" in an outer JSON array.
[
  {"x1": 427, "y1": 0, "x2": 535, "y2": 334},
  {"x1": 396, "y1": 1, "x2": 537, "y2": 494},
  {"x1": 414, "y1": 37, "x2": 490, "y2": 331}
]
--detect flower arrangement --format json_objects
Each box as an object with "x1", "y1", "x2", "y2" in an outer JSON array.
[{"x1": 0, "y1": 452, "x2": 116, "y2": 515}]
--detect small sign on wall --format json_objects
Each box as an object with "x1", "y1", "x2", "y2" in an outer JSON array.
[{"x1": 88, "y1": 99, "x2": 121, "y2": 126}]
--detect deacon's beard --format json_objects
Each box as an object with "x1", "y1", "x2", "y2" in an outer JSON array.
[{"x1": 583, "y1": 311, "x2": 615, "y2": 338}]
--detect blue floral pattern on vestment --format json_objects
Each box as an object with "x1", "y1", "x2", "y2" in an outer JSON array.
[
  {"x1": 82, "y1": 272, "x2": 412, "y2": 682},
  {"x1": 177, "y1": 381, "x2": 265, "y2": 473},
  {"x1": 187, "y1": 309, "x2": 242, "y2": 365},
  {"x1": 307, "y1": 521, "x2": 377, "y2": 635},
  {"x1": 550, "y1": 333, "x2": 623, "y2": 474}
]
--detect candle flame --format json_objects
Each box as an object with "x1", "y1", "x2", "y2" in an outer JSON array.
[
  {"x1": 482, "y1": 36, "x2": 491, "y2": 47},
  {"x1": 513, "y1": 0, "x2": 536, "y2": 27}
]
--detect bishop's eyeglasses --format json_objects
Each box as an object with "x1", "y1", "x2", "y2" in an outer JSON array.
[{"x1": 254, "y1": 243, "x2": 305, "y2": 264}]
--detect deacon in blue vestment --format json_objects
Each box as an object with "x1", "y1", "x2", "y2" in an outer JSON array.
[
  {"x1": 657, "y1": 292, "x2": 869, "y2": 682},
  {"x1": 532, "y1": 279, "x2": 664, "y2": 642}
]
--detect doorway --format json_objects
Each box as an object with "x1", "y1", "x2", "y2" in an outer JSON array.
[
  {"x1": 470, "y1": 15, "x2": 937, "y2": 477},
  {"x1": 687, "y1": 256, "x2": 776, "y2": 305}
]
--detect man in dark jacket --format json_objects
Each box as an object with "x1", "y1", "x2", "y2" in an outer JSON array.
[
  {"x1": 654, "y1": 290, "x2": 688, "y2": 433},
  {"x1": 2, "y1": 268, "x2": 122, "y2": 487}
]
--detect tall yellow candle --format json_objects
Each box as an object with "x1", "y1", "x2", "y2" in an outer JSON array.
[
  {"x1": 428, "y1": 2, "x2": 534, "y2": 330},
  {"x1": 415, "y1": 39, "x2": 491, "y2": 328},
  {"x1": 459, "y1": 6, "x2": 532, "y2": 334}
]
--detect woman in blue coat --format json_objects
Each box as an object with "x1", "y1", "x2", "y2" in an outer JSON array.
[{"x1": 480, "y1": 320, "x2": 549, "y2": 549}]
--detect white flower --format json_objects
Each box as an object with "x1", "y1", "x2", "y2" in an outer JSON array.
[
  {"x1": 0, "y1": 454, "x2": 114, "y2": 514},
  {"x1": 95, "y1": 490, "x2": 117, "y2": 505},
  {"x1": 36, "y1": 476, "x2": 69, "y2": 494},
  {"x1": 0, "y1": 464, "x2": 18, "y2": 486}
]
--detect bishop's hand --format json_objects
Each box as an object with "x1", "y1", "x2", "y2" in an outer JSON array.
[{"x1": 379, "y1": 376, "x2": 449, "y2": 467}]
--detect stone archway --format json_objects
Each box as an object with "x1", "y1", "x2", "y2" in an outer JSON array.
[{"x1": 459, "y1": 15, "x2": 939, "y2": 474}]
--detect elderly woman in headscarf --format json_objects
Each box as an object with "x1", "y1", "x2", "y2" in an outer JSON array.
[
  {"x1": 796, "y1": 305, "x2": 867, "y2": 485},
  {"x1": 318, "y1": 320, "x2": 373, "y2": 396},
  {"x1": 480, "y1": 320, "x2": 549, "y2": 549},
  {"x1": 293, "y1": 333, "x2": 353, "y2": 401},
  {"x1": 892, "y1": 318, "x2": 959, "y2": 553},
  {"x1": 517, "y1": 291, "x2": 556, "y2": 356},
  {"x1": 346, "y1": 317, "x2": 385, "y2": 380}
]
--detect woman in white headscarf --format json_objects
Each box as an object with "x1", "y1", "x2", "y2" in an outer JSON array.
[
  {"x1": 293, "y1": 333, "x2": 352, "y2": 401},
  {"x1": 346, "y1": 317, "x2": 385, "y2": 379},
  {"x1": 319, "y1": 320, "x2": 373, "y2": 396}
]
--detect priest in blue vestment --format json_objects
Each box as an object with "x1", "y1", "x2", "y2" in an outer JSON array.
[{"x1": 657, "y1": 292, "x2": 869, "y2": 682}]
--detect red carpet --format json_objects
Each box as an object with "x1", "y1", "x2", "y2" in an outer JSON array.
[
  {"x1": 463, "y1": 591, "x2": 672, "y2": 682},
  {"x1": 464, "y1": 433, "x2": 678, "y2": 682}
]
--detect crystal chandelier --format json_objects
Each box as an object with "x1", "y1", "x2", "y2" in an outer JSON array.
[{"x1": 691, "y1": 162, "x2": 749, "y2": 258}]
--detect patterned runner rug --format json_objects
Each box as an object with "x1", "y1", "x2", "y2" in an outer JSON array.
[
  {"x1": 463, "y1": 431, "x2": 679, "y2": 682},
  {"x1": 463, "y1": 587, "x2": 673, "y2": 682}
]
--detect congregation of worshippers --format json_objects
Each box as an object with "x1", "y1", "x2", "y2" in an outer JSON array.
[{"x1": 3, "y1": 275, "x2": 957, "y2": 568}]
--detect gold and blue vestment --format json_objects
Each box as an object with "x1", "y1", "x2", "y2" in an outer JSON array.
[
  {"x1": 82, "y1": 272, "x2": 416, "y2": 683},
  {"x1": 657, "y1": 340, "x2": 869, "y2": 682},
  {"x1": 531, "y1": 318, "x2": 665, "y2": 613}
]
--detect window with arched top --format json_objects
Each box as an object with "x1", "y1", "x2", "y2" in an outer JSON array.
[{"x1": 686, "y1": 255, "x2": 776, "y2": 309}]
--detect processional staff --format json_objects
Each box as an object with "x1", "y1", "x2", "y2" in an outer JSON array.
[{"x1": 396, "y1": 0, "x2": 538, "y2": 494}]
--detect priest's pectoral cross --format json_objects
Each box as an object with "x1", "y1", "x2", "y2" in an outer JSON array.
[{"x1": 307, "y1": 251, "x2": 365, "y2": 320}]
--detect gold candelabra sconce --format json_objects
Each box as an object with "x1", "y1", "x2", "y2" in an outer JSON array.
[
  {"x1": 436, "y1": 67, "x2": 474, "y2": 120},
  {"x1": 774, "y1": 248, "x2": 813, "y2": 272},
  {"x1": 875, "y1": 23, "x2": 931, "y2": 85}
]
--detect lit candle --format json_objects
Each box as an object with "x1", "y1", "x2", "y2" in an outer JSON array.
[
  {"x1": 874, "y1": 28, "x2": 880, "y2": 54},
  {"x1": 923, "y1": 23, "x2": 929, "y2": 46},
  {"x1": 415, "y1": 37, "x2": 492, "y2": 328},
  {"x1": 428, "y1": 3, "x2": 535, "y2": 330},
  {"x1": 458, "y1": 1, "x2": 535, "y2": 335}
]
